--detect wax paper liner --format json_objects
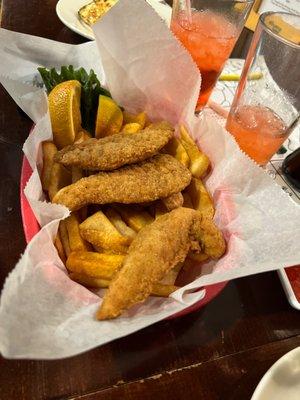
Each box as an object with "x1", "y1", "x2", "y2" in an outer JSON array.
[{"x1": 0, "y1": 0, "x2": 300, "y2": 359}]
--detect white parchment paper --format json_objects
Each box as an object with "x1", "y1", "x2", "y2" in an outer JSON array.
[{"x1": 0, "y1": 0, "x2": 299, "y2": 359}]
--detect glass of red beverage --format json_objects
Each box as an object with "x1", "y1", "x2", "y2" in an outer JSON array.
[
  {"x1": 171, "y1": 0, "x2": 253, "y2": 110},
  {"x1": 226, "y1": 12, "x2": 300, "y2": 165}
]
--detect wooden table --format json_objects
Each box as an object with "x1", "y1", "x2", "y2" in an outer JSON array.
[{"x1": 0, "y1": 1, "x2": 299, "y2": 399}]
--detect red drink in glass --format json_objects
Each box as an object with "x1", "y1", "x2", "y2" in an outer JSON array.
[
  {"x1": 171, "y1": 11, "x2": 238, "y2": 109},
  {"x1": 226, "y1": 105, "x2": 289, "y2": 165}
]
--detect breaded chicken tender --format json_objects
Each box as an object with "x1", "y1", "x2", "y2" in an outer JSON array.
[
  {"x1": 97, "y1": 207, "x2": 225, "y2": 319},
  {"x1": 54, "y1": 122, "x2": 174, "y2": 170},
  {"x1": 53, "y1": 154, "x2": 191, "y2": 211}
]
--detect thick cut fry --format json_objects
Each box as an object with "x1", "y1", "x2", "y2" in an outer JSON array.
[
  {"x1": 151, "y1": 284, "x2": 179, "y2": 297},
  {"x1": 179, "y1": 125, "x2": 210, "y2": 178},
  {"x1": 48, "y1": 163, "x2": 71, "y2": 201},
  {"x1": 163, "y1": 137, "x2": 190, "y2": 167},
  {"x1": 123, "y1": 111, "x2": 147, "y2": 129},
  {"x1": 59, "y1": 220, "x2": 71, "y2": 257},
  {"x1": 69, "y1": 273, "x2": 111, "y2": 288},
  {"x1": 80, "y1": 211, "x2": 131, "y2": 253},
  {"x1": 41, "y1": 141, "x2": 58, "y2": 191},
  {"x1": 74, "y1": 129, "x2": 92, "y2": 143},
  {"x1": 121, "y1": 123, "x2": 142, "y2": 134},
  {"x1": 65, "y1": 213, "x2": 91, "y2": 252},
  {"x1": 187, "y1": 177, "x2": 214, "y2": 219},
  {"x1": 54, "y1": 232, "x2": 66, "y2": 264},
  {"x1": 182, "y1": 192, "x2": 194, "y2": 208},
  {"x1": 115, "y1": 205, "x2": 154, "y2": 232},
  {"x1": 104, "y1": 208, "x2": 136, "y2": 240},
  {"x1": 70, "y1": 272, "x2": 178, "y2": 297},
  {"x1": 66, "y1": 251, "x2": 124, "y2": 279}
]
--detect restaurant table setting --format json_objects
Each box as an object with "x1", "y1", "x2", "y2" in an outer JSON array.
[{"x1": 0, "y1": 0, "x2": 299, "y2": 360}]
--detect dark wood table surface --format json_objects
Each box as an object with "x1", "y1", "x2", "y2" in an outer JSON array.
[{"x1": 0, "y1": 1, "x2": 299, "y2": 399}]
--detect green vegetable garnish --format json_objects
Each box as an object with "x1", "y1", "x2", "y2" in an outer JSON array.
[{"x1": 38, "y1": 65, "x2": 111, "y2": 134}]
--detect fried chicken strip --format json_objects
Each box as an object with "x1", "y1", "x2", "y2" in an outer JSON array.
[
  {"x1": 54, "y1": 122, "x2": 174, "y2": 171},
  {"x1": 97, "y1": 207, "x2": 225, "y2": 320},
  {"x1": 53, "y1": 154, "x2": 191, "y2": 211},
  {"x1": 162, "y1": 192, "x2": 184, "y2": 211}
]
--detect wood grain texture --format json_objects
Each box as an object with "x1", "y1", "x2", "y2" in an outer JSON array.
[
  {"x1": 0, "y1": 1, "x2": 298, "y2": 400},
  {"x1": 75, "y1": 336, "x2": 300, "y2": 400}
]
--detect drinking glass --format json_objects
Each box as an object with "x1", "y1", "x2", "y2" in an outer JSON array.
[
  {"x1": 226, "y1": 12, "x2": 300, "y2": 166},
  {"x1": 171, "y1": 0, "x2": 253, "y2": 110}
]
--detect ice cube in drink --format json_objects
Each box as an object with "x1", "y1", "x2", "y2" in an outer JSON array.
[
  {"x1": 226, "y1": 105, "x2": 289, "y2": 165},
  {"x1": 171, "y1": 10, "x2": 238, "y2": 109}
]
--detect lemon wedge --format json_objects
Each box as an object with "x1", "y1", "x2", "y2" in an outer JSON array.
[
  {"x1": 48, "y1": 80, "x2": 82, "y2": 149},
  {"x1": 95, "y1": 95, "x2": 123, "y2": 138}
]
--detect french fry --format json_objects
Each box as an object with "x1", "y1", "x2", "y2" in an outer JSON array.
[
  {"x1": 163, "y1": 137, "x2": 190, "y2": 167},
  {"x1": 179, "y1": 125, "x2": 210, "y2": 178},
  {"x1": 105, "y1": 208, "x2": 136, "y2": 240},
  {"x1": 187, "y1": 177, "x2": 214, "y2": 219},
  {"x1": 41, "y1": 141, "x2": 58, "y2": 191},
  {"x1": 71, "y1": 168, "x2": 86, "y2": 221},
  {"x1": 54, "y1": 232, "x2": 66, "y2": 264},
  {"x1": 115, "y1": 205, "x2": 154, "y2": 232},
  {"x1": 69, "y1": 272, "x2": 111, "y2": 288},
  {"x1": 59, "y1": 220, "x2": 71, "y2": 257},
  {"x1": 66, "y1": 251, "x2": 124, "y2": 279},
  {"x1": 123, "y1": 111, "x2": 147, "y2": 129},
  {"x1": 69, "y1": 272, "x2": 178, "y2": 297},
  {"x1": 151, "y1": 284, "x2": 179, "y2": 297},
  {"x1": 121, "y1": 123, "x2": 142, "y2": 134},
  {"x1": 80, "y1": 211, "x2": 131, "y2": 253},
  {"x1": 65, "y1": 213, "x2": 91, "y2": 252},
  {"x1": 182, "y1": 192, "x2": 194, "y2": 208},
  {"x1": 74, "y1": 129, "x2": 92, "y2": 144},
  {"x1": 48, "y1": 163, "x2": 71, "y2": 201}
]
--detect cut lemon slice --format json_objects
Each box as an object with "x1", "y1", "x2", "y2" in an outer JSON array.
[
  {"x1": 95, "y1": 95, "x2": 123, "y2": 138},
  {"x1": 48, "y1": 80, "x2": 82, "y2": 149}
]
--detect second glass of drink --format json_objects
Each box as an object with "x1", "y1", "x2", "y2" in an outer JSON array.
[
  {"x1": 226, "y1": 12, "x2": 300, "y2": 165},
  {"x1": 171, "y1": 0, "x2": 253, "y2": 110}
]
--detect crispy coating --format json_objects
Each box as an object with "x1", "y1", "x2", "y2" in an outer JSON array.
[
  {"x1": 97, "y1": 207, "x2": 225, "y2": 319},
  {"x1": 54, "y1": 123, "x2": 174, "y2": 170},
  {"x1": 162, "y1": 192, "x2": 184, "y2": 211},
  {"x1": 53, "y1": 154, "x2": 191, "y2": 211}
]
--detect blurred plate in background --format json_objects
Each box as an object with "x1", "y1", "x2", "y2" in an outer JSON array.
[{"x1": 56, "y1": 0, "x2": 172, "y2": 40}]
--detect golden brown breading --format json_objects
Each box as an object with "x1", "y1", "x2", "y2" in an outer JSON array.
[
  {"x1": 97, "y1": 207, "x2": 225, "y2": 320},
  {"x1": 54, "y1": 123, "x2": 174, "y2": 171},
  {"x1": 162, "y1": 192, "x2": 184, "y2": 211},
  {"x1": 53, "y1": 154, "x2": 191, "y2": 211}
]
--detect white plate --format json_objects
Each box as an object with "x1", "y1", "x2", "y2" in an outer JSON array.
[
  {"x1": 278, "y1": 269, "x2": 300, "y2": 310},
  {"x1": 56, "y1": 0, "x2": 172, "y2": 41},
  {"x1": 251, "y1": 347, "x2": 300, "y2": 400}
]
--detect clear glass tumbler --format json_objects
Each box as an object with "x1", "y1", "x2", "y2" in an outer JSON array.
[
  {"x1": 226, "y1": 12, "x2": 300, "y2": 166},
  {"x1": 171, "y1": 0, "x2": 253, "y2": 110}
]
